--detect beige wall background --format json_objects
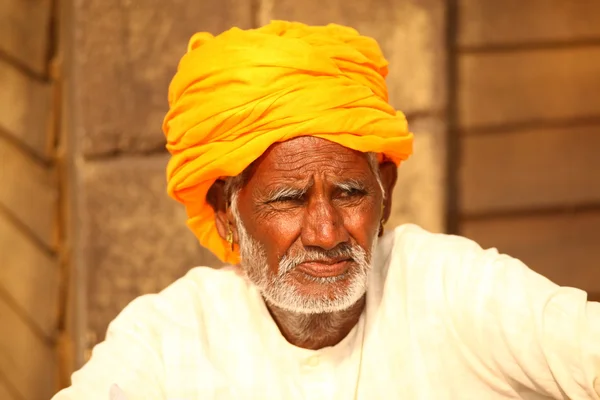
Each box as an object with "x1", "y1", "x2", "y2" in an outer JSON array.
[
  {"x1": 2, "y1": 0, "x2": 600, "y2": 398},
  {"x1": 1, "y1": 0, "x2": 64, "y2": 398}
]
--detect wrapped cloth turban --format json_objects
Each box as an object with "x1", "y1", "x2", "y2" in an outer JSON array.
[{"x1": 163, "y1": 20, "x2": 414, "y2": 264}]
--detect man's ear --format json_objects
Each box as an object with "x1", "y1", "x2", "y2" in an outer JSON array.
[
  {"x1": 207, "y1": 180, "x2": 229, "y2": 241},
  {"x1": 379, "y1": 162, "x2": 398, "y2": 223}
]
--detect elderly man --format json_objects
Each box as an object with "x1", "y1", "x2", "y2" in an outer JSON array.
[{"x1": 54, "y1": 21, "x2": 600, "y2": 399}]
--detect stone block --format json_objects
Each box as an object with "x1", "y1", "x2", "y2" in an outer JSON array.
[
  {"x1": 460, "y1": 123, "x2": 600, "y2": 215},
  {"x1": 0, "y1": 298, "x2": 56, "y2": 400},
  {"x1": 386, "y1": 116, "x2": 447, "y2": 233},
  {"x1": 0, "y1": 136, "x2": 58, "y2": 250},
  {"x1": 72, "y1": 0, "x2": 254, "y2": 156},
  {"x1": 265, "y1": 0, "x2": 447, "y2": 115},
  {"x1": 0, "y1": 0, "x2": 52, "y2": 75},
  {"x1": 81, "y1": 155, "x2": 223, "y2": 340},
  {"x1": 458, "y1": 47, "x2": 600, "y2": 130},
  {"x1": 0, "y1": 61, "x2": 52, "y2": 158},
  {"x1": 458, "y1": 0, "x2": 600, "y2": 47},
  {"x1": 0, "y1": 213, "x2": 60, "y2": 340}
]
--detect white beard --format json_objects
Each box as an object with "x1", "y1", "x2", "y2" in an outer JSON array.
[{"x1": 233, "y1": 204, "x2": 376, "y2": 314}]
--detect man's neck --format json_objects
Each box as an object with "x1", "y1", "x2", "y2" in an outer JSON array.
[{"x1": 266, "y1": 296, "x2": 366, "y2": 350}]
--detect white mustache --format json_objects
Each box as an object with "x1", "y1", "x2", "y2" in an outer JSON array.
[{"x1": 278, "y1": 243, "x2": 368, "y2": 277}]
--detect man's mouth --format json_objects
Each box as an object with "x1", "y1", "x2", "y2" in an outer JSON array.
[{"x1": 296, "y1": 258, "x2": 352, "y2": 278}]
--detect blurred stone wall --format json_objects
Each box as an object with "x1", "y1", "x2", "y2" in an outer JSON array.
[
  {"x1": 65, "y1": 0, "x2": 448, "y2": 368},
  {"x1": 1, "y1": 0, "x2": 62, "y2": 397}
]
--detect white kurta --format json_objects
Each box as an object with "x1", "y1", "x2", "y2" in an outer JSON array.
[{"x1": 54, "y1": 224, "x2": 600, "y2": 399}]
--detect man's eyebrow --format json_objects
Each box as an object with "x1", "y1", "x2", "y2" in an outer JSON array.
[
  {"x1": 263, "y1": 185, "x2": 310, "y2": 202},
  {"x1": 334, "y1": 178, "x2": 368, "y2": 192}
]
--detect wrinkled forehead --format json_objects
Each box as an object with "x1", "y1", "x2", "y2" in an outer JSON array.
[
  {"x1": 249, "y1": 137, "x2": 373, "y2": 181},
  {"x1": 224, "y1": 137, "x2": 378, "y2": 199}
]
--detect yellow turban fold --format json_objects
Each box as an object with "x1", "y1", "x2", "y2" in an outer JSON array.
[{"x1": 163, "y1": 20, "x2": 414, "y2": 264}]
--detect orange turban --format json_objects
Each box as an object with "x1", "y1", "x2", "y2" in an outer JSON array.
[{"x1": 163, "y1": 20, "x2": 413, "y2": 265}]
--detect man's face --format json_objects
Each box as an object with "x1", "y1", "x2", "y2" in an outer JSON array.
[{"x1": 232, "y1": 137, "x2": 384, "y2": 314}]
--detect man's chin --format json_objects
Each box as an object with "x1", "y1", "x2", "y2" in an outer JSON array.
[{"x1": 263, "y1": 271, "x2": 367, "y2": 314}]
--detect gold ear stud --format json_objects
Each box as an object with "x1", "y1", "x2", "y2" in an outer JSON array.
[{"x1": 226, "y1": 224, "x2": 234, "y2": 251}]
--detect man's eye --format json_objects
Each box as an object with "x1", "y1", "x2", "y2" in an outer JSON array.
[
  {"x1": 340, "y1": 188, "x2": 365, "y2": 197},
  {"x1": 270, "y1": 196, "x2": 303, "y2": 204}
]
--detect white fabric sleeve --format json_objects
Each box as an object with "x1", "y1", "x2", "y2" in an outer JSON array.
[
  {"x1": 52, "y1": 297, "x2": 165, "y2": 400},
  {"x1": 447, "y1": 247, "x2": 600, "y2": 399}
]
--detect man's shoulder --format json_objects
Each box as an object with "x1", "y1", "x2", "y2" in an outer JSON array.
[
  {"x1": 381, "y1": 224, "x2": 512, "y2": 304},
  {"x1": 167, "y1": 264, "x2": 247, "y2": 293},
  {"x1": 387, "y1": 223, "x2": 502, "y2": 274},
  {"x1": 391, "y1": 223, "x2": 489, "y2": 255},
  {"x1": 160, "y1": 265, "x2": 247, "y2": 299},
  {"x1": 112, "y1": 266, "x2": 249, "y2": 331}
]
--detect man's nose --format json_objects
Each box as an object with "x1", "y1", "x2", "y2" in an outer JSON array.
[{"x1": 300, "y1": 198, "x2": 349, "y2": 250}]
